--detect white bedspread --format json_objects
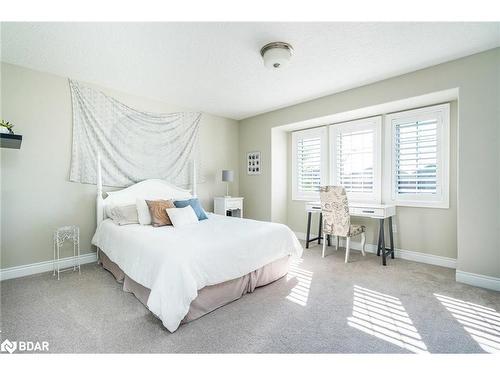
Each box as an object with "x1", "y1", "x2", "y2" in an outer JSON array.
[{"x1": 92, "y1": 214, "x2": 303, "y2": 332}]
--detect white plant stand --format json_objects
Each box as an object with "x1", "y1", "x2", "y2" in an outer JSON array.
[{"x1": 53, "y1": 225, "x2": 80, "y2": 280}]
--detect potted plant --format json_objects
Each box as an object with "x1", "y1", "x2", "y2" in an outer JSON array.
[{"x1": 0, "y1": 119, "x2": 15, "y2": 134}]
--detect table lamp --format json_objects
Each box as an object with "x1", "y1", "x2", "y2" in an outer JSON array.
[{"x1": 222, "y1": 170, "x2": 234, "y2": 197}]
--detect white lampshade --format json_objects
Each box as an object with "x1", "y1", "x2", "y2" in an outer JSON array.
[{"x1": 222, "y1": 170, "x2": 234, "y2": 182}]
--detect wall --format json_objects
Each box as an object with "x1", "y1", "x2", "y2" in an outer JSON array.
[
  {"x1": 270, "y1": 128, "x2": 288, "y2": 224},
  {"x1": 239, "y1": 48, "x2": 500, "y2": 279},
  {"x1": 0, "y1": 63, "x2": 239, "y2": 269}
]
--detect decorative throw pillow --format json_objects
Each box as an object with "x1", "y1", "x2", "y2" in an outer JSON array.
[
  {"x1": 108, "y1": 204, "x2": 139, "y2": 225},
  {"x1": 166, "y1": 206, "x2": 199, "y2": 228},
  {"x1": 136, "y1": 198, "x2": 152, "y2": 225},
  {"x1": 173, "y1": 198, "x2": 208, "y2": 220},
  {"x1": 146, "y1": 199, "x2": 176, "y2": 227}
]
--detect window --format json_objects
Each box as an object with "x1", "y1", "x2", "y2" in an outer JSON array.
[
  {"x1": 330, "y1": 117, "x2": 382, "y2": 203},
  {"x1": 291, "y1": 127, "x2": 327, "y2": 200},
  {"x1": 385, "y1": 104, "x2": 450, "y2": 208}
]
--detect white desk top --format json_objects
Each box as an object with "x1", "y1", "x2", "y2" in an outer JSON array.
[
  {"x1": 305, "y1": 201, "x2": 396, "y2": 219},
  {"x1": 306, "y1": 201, "x2": 395, "y2": 209}
]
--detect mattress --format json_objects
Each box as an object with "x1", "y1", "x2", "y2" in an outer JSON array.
[{"x1": 99, "y1": 251, "x2": 290, "y2": 325}]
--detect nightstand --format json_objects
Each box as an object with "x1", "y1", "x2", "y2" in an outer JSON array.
[{"x1": 214, "y1": 197, "x2": 244, "y2": 218}]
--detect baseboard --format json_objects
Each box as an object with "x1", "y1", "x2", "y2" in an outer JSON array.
[
  {"x1": 294, "y1": 231, "x2": 457, "y2": 269},
  {"x1": 456, "y1": 270, "x2": 500, "y2": 292},
  {"x1": 0, "y1": 252, "x2": 97, "y2": 281}
]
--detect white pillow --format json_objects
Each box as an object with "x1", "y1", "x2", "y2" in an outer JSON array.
[
  {"x1": 136, "y1": 198, "x2": 152, "y2": 225},
  {"x1": 166, "y1": 206, "x2": 199, "y2": 228},
  {"x1": 108, "y1": 204, "x2": 139, "y2": 225}
]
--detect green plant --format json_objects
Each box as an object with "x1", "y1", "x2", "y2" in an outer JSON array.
[{"x1": 0, "y1": 119, "x2": 14, "y2": 133}]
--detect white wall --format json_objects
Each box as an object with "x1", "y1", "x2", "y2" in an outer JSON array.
[
  {"x1": 0, "y1": 63, "x2": 239, "y2": 269},
  {"x1": 239, "y1": 48, "x2": 500, "y2": 279}
]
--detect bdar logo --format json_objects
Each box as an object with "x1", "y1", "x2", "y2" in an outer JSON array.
[{"x1": 1, "y1": 339, "x2": 17, "y2": 354}]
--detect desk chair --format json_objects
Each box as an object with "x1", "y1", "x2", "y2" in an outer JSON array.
[{"x1": 319, "y1": 186, "x2": 366, "y2": 263}]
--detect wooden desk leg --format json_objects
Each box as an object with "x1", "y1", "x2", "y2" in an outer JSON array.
[
  {"x1": 318, "y1": 213, "x2": 323, "y2": 244},
  {"x1": 306, "y1": 212, "x2": 312, "y2": 249},
  {"x1": 380, "y1": 218, "x2": 387, "y2": 266},
  {"x1": 389, "y1": 216, "x2": 395, "y2": 259}
]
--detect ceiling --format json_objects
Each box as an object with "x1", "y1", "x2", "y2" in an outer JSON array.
[{"x1": 2, "y1": 22, "x2": 499, "y2": 120}]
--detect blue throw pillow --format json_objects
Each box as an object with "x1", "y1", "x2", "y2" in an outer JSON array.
[{"x1": 174, "y1": 198, "x2": 208, "y2": 221}]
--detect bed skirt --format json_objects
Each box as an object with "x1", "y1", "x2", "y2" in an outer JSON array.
[{"x1": 99, "y1": 251, "x2": 290, "y2": 325}]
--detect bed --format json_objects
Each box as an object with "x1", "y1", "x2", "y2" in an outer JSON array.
[{"x1": 91, "y1": 158, "x2": 303, "y2": 332}]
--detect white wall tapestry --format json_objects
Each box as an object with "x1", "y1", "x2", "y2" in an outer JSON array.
[{"x1": 69, "y1": 79, "x2": 202, "y2": 188}]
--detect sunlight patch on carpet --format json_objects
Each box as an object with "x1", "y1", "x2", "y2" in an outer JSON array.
[
  {"x1": 348, "y1": 285, "x2": 428, "y2": 353},
  {"x1": 286, "y1": 258, "x2": 313, "y2": 306},
  {"x1": 435, "y1": 293, "x2": 500, "y2": 353}
]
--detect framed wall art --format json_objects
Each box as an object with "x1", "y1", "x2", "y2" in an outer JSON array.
[{"x1": 247, "y1": 151, "x2": 261, "y2": 175}]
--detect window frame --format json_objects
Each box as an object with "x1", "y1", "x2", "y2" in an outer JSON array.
[
  {"x1": 291, "y1": 126, "x2": 328, "y2": 201},
  {"x1": 384, "y1": 103, "x2": 450, "y2": 208},
  {"x1": 329, "y1": 116, "x2": 382, "y2": 203}
]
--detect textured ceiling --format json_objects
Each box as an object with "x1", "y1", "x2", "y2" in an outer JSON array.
[{"x1": 1, "y1": 22, "x2": 499, "y2": 120}]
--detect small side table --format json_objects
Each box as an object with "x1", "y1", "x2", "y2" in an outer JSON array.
[
  {"x1": 214, "y1": 197, "x2": 244, "y2": 218},
  {"x1": 53, "y1": 225, "x2": 80, "y2": 280}
]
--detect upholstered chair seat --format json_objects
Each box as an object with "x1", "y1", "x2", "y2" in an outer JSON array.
[
  {"x1": 348, "y1": 224, "x2": 365, "y2": 237},
  {"x1": 319, "y1": 186, "x2": 366, "y2": 263}
]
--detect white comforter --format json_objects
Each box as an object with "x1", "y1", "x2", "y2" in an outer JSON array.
[{"x1": 92, "y1": 214, "x2": 303, "y2": 332}]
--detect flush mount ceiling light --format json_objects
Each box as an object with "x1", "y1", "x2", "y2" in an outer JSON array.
[{"x1": 260, "y1": 42, "x2": 294, "y2": 70}]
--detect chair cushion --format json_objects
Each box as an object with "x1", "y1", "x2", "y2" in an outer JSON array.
[{"x1": 349, "y1": 224, "x2": 365, "y2": 237}]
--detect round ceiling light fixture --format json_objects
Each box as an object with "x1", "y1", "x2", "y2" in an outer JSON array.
[{"x1": 260, "y1": 42, "x2": 294, "y2": 70}]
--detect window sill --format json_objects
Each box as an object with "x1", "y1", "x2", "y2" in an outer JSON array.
[
  {"x1": 292, "y1": 195, "x2": 319, "y2": 202},
  {"x1": 391, "y1": 200, "x2": 450, "y2": 209}
]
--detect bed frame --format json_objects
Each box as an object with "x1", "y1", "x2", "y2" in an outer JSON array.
[{"x1": 95, "y1": 153, "x2": 197, "y2": 261}]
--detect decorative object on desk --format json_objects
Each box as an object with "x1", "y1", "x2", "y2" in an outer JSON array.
[
  {"x1": 247, "y1": 151, "x2": 261, "y2": 175},
  {"x1": 53, "y1": 225, "x2": 80, "y2": 280},
  {"x1": 0, "y1": 119, "x2": 23, "y2": 149},
  {"x1": 319, "y1": 186, "x2": 366, "y2": 263},
  {"x1": 221, "y1": 169, "x2": 234, "y2": 197},
  {"x1": 68, "y1": 79, "x2": 203, "y2": 188}
]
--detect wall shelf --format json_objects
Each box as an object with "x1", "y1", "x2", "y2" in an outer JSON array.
[{"x1": 0, "y1": 133, "x2": 23, "y2": 149}]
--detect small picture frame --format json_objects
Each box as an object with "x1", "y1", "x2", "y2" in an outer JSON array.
[{"x1": 247, "y1": 151, "x2": 261, "y2": 175}]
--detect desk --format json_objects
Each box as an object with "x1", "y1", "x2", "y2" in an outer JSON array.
[{"x1": 305, "y1": 202, "x2": 396, "y2": 266}]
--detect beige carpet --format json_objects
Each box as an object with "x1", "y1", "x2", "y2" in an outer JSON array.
[{"x1": 1, "y1": 242, "x2": 499, "y2": 353}]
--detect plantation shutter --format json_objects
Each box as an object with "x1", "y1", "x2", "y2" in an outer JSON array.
[
  {"x1": 297, "y1": 136, "x2": 322, "y2": 194},
  {"x1": 395, "y1": 119, "x2": 438, "y2": 194},
  {"x1": 336, "y1": 129, "x2": 375, "y2": 193}
]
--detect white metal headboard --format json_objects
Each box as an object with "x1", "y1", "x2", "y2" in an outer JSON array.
[{"x1": 96, "y1": 153, "x2": 197, "y2": 227}]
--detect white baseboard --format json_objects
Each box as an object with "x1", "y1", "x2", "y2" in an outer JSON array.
[
  {"x1": 294, "y1": 231, "x2": 457, "y2": 269},
  {"x1": 456, "y1": 270, "x2": 500, "y2": 292},
  {"x1": 0, "y1": 252, "x2": 97, "y2": 281}
]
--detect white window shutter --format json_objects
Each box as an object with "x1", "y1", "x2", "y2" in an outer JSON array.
[
  {"x1": 330, "y1": 117, "x2": 382, "y2": 203},
  {"x1": 385, "y1": 103, "x2": 450, "y2": 208},
  {"x1": 292, "y1": 127, "x2": 327, "y2": 200},
  {"x1": 395, "y1": 119, "x2": 438, "y2": 195}
]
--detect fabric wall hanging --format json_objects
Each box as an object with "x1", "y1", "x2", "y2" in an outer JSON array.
[{"x1": 69, "y1": 79, "x2": 202, "y2": 188}]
